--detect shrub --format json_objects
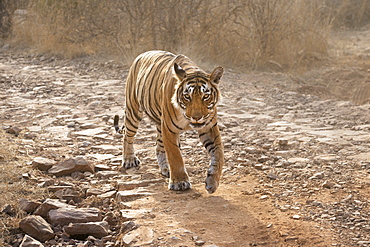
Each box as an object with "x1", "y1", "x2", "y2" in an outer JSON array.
[{"x1": 8, "y1": 0, "x2": 344, "y2": 70}]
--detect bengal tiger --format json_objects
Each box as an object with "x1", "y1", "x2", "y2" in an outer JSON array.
[{"x1": 114, "y1": 50, "x2": 224, "y2": 194}]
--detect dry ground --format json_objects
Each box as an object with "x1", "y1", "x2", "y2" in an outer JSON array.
[{"x1": 1, "y1": 28, "x2": 370, "y2": 246}]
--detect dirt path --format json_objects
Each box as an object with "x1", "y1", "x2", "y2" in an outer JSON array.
[{"x1": 1, "y1": 30, "x2": 370, "y2": 246}]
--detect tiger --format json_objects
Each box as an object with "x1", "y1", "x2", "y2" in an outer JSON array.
[{"x1": 114, "y1": 50, "x2": 224, "y2": 194}]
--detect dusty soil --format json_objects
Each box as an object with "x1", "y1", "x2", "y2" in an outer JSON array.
[{"x1": 1, "y1": 29, "x2": 370, "y2": 246}]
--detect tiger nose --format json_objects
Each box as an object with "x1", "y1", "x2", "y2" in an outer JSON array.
[{"x1": 192, "y1": 114, "x2": 203, "y2": 121}]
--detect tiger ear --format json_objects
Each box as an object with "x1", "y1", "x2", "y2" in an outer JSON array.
[
  {"x1": 174, "y1": 63, "x2": 186, "y2": 81},
  {"x1": 210, "y1": 67, "x2": 224, "y2": 84}
]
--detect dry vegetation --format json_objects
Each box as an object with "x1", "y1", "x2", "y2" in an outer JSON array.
[
  {"x1": 5, "y1": 0, "x2": 369, "y2": 70},
  {"x1": 0, "y1": 130, "x2": 48, "y2": 246}
]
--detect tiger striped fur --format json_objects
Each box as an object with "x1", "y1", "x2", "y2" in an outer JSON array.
[{"x1": 114, "y1": 50, "x2": 224, "y2": 193}]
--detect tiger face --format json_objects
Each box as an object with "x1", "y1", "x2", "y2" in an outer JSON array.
[{"x1": 172, "y1": 63, "x2": 224, "y2": 129}]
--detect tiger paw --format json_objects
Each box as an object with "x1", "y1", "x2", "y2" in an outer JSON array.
[
  {"x1": 123, "y1": 155, "x2": 141, "y2": 169},
  {"x1": 159, "y1": 163, "x2": 170, "y2": 178},
  {"x1": 156, "y1": 152, "x2": 170, "y2": 177},
  {"x1": 169, "y1": 180, "x2": 192, "y2": 191},
  {"x1": 205, "y1": 174, "x2": 220, "y2": 194}
]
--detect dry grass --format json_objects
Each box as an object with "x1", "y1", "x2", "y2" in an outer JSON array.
[
  {"x1": 0, "y1": 130, "x2": 47, "y2": 245},
  {"x1": 4, "y1": 0, "x2": 370, "y2": 70},
  {"x1": 6, "y1": 0, "x2": 342, "y2": 70}
]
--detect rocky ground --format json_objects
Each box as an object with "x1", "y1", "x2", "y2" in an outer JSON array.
[{"x1": 1, "y1": 30, "x2": 370, "y2": 247}]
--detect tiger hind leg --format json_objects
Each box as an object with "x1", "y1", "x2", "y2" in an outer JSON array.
[
  {"x1": 122, "y1": 107, "x2": 143, "y2": 169},
  {"x1": 156, "y1": 125, "x2": 170, "y2": 177}
]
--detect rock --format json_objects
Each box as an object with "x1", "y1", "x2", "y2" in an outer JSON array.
[
  {"x1": 322, "y1": 180, "x2": 334, "y2": 189},
  {"x1": 88, "y1": 153, "x2": 117, "y2": 161},
  {"x1": 94, "y1": 164, "x2": 112, "y2": 171},
  {"x1": 37, "y1": 178, "x2": 55, "y2": 187},
  {"x1": 267, "y1": 173, "x2": 279, "y2": 180},
  {"x1": 54, "y1": 188, "x2": 82, "y2": 203},
  {"x1": 87, "y1": 101, "x2": 100, "y2": 109},
  {"x1": 121, "y1": 226, "x2": 154, "y2": 247},
  {"x1": 120, "y1": 221, "x2": 137, "y2": 234},
  {"x1": 86, "y1": 188, "x2": 106, "y2": 196},
  {"x1": 1, "y1": 204, "x2": 16, "y2": 216},
  {"x1": 6, "y1": 126, "x2": 21, "y2": 136},
  {"x1": 47, "y1": 207, "x2": 102, "y2": 226},
  {"x1": 19, "y1": 215, "x2": 55, "y2": 242},
  {"x1": 287, "y1": 157, "x2": 310, "y2": 163},
  {"x1": 254, "y1": 164, "x2": 269, "y2": 170},
  {"x1": 120, "y1": 209, "x2": 150, "y2": 221},
  {"x1": 341, "y1": 194, "x2": 353, "y2": 202},
  {"x1": 358, "y1": 241, "x2": 370, "y2": 246},
  {"x1": 19, "y1": 235, "x2": 44, "y2": 247},
  {"x1": 80, "y1": 123, "x2": 98, "y2": 129},
  {"x1": 115, "y1": 189, "x2": 152, "y2": 203},
  {"x1": 48, "y1": 157, "x2": 94, "y2": 176},
  {"x1": 63, "y1": 221, "x2": 109, "y2": 238},
  {"x1": 74, "y1": 128, "x2": 105, "y2": 137},
  {"x1": 47, "y1": 185, "x2": 74, "y2": 192},
  {"x1": 258, "y1": 155, "x2": 270, "y2": 163},
  {"x1": 276, "y1": 138, "x2": 288, "y2": 147},
  {"x1": 260, "y1": 195, "x2": 269, "y2": 200},
  {"x1": 117, "y1": 178, "x2": 165, "y2": 191},
  {"x1": 19, "y1": 198, "x2": 41, "y2": 213},
  {"x1": 309, "y1": 172, "x2": 324, "y2": 179},
  {"x1": 195, "y1": 240, "x2": 206, "y2": 246},
  {"x1": 292, "y1": 215, "x2": 301, "y2": 220},
  {"x1": 34, "y1": 199, "x2": 75, "y2": 217},
  {"x1": 95, "y1": 170, "x2": 121, "y2": 178},
  {"x1": 31, "y1": 157, "x2": 56, "y2": 171},
  {"x1": 97, "y1": 190, "x2": 117, "y2": 199}
]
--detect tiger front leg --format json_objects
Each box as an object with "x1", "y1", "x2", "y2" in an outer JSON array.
[
  {"x1": 199, "y1": 124, "x2": 224, "y2": 194},
  {"x1": 122, "y1": 109, "x2": 142, "y2": 170},
  {"x1": 123, "y1": 135, "x2": 141, "y2": 169},
  {"x1": 162, "y1": 124, "x2": 191, "y2": 191},
  {"x1": 156, "y1": 125, "x2": 170, "y2": 177}
]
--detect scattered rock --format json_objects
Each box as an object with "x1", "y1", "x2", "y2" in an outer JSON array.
[
  {"x1": 309, "y1": 172, "x2": 324, "y2": 179},
  {"x1": 120, "y1": 221, "x2": 137, "y2": 234},
  {"x1": 292, "y1": 215, "x2": 301, "y2": 220},
  {"x1": 19, "y1": 215, "x2": 55, "y2": 242},
  {"x1": 32, "y1": 157, "x2": 56, "y2": 171},
  {"x1": 34, "y1": 198, "x2": 75, "y2": 217},
  {"x1": 322, "y1": 180, "x2": 334, "y2": 189},
  {"x1": 6, "y1": 126, "x2": 21, "y2": 136},
  {"x1": 254, "y1": 164, "x2": 269, "y2": 170},
  {"x1": 121, "y1": 226, "x2": 154, "y2": 247},
  {"x1": 19, "y1": 235, "x2": 44, "y2": 247},
  {"x1": 116, "y1": 178, "x2": 165, "y2": 191},
  {"x1": 63, "y1": 221, "x2": 109, "y2": 238},
  {"x1": 1, "y1": 204, "x2": 16, "y2": 216},
  {"x1": 97, "y1": 190, "x2": 117, "y2": 199},
  {"x1": 120, "y1": 209, "x2": 150, "y2": 221},
  {"x1": 54, "y1": 188, "x2": 82, "y2": 203},
  {"x1": 48, "y1": 157, "x2": 94, "y2": 176},
  {"x1": 19, "y1": 198, "x2": 41, "y2": 213},
  {"x1": 115, "y1": 188, "x2": 152, "y2": 202},
  {"x1": 47, "y1": 207, "x2": 102, "y2": 226},
  {"x1": 86, "y1": 188, "x2": 106, "y2": 196},
  {"x1": 47, "y1": 185, "x2": 74, "y2": 192}
]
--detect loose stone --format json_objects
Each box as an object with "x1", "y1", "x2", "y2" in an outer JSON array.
[{"x1": 19, "y1": 215, "x2": 55, "y2": 242}]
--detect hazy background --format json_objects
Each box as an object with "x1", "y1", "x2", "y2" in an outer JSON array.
[{"x1": 0, "y1": 0, "x2": 369, "y2": 70}]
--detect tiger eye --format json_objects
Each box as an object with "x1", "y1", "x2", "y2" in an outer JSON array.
[
  {"x1": 203, "y1": 94, "x2": 211, "y2": 101},
  {"x1": 183, "y1": 94, "x2": 191, "y2": 100}
]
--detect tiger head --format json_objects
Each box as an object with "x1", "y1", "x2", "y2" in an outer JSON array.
[{"x1": 172, "y1": 63, "x2": 224, "y2": 129}]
